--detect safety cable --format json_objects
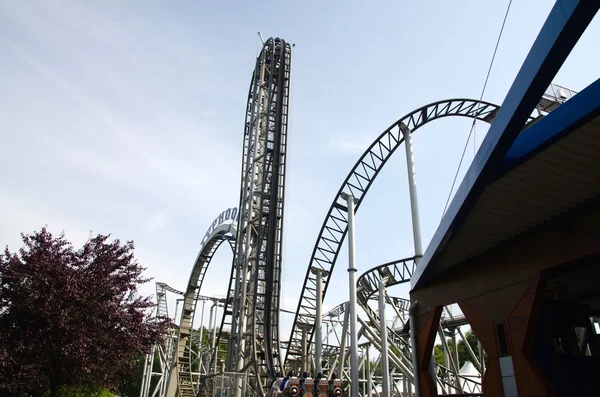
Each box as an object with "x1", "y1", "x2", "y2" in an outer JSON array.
[{"x1": 442, "y1": 0, "x2": 514, "y2": 217}]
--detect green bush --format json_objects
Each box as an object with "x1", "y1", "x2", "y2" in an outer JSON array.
[{"x1": 54, "y1": 386, "x2": 114, "y2": 397}]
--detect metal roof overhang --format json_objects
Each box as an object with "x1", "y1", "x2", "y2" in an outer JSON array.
[
  {"x1": 418, "y1": 80, "x2": 600, "y2": 286},
  {"x1": 411, "y1": 0, "x2": 600, "y2": 290}
]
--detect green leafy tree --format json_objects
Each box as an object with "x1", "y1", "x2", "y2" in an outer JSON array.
[
  {"x1": 456, "y1": 330, "x2": 484, "y2": 367},
  {"x1": 432, "y1": 330, "x2": 486, "y2": 368},
  {"x1": 55, "y1": 386, "x2": 114, "y2": 397},
  {"x1": 117, "y1": 355, "x2": 145, "y2": 397},
  {"x1": 433, "y1": 344, "x2": 446, "y2": 366}
]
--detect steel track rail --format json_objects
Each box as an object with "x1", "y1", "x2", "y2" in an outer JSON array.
[
  {"x1": 217, "y1": 37, "x2": 292, "y2": 393},
  {"x1": 356, "y1": 258, "x2": 482, "y2": 394},
  {"x1": 171, "y1": 222, "x2": 236, "y2": 397},
  {"x1": 285, "y1": 98, "x2": 503, "y2": 365}
]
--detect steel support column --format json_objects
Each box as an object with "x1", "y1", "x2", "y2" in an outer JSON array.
[
  {"x1": 366, "y1": 346, "x2": 372, "y2": 397},
  {"x1": 312, "y1": 267, "x2": 329, "y2": 376},
  {"x1": 198, "y1": 299, "x2": 206, "y2": 347},
  {"x1": 401, "y1": 124, "x2": 423, "y2": 259},
  {"x1": 341, "y1": 192, "x2": 359, "y2": 397},
  {"x1": 409, "y1": 301, "x2": 421, "y2": 397},
  {"x1": 300, "y1": 324, "x2": 309, "y2": 375},
  {"x1": 378, "y1": 278, "x2": 390, "y2": 397},
  {"x1": 337, "y1": 305, "x2": 351, "y2": 378}
]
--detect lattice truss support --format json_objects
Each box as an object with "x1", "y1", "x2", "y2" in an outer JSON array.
[
  {"x1": 216, "y1": 37, "x2": 292, "y2": 393},
  {"x1": 284, "y1": 99, "x2": 505, "y2": 367},
  {"x1": 286, "y1": 256, "x2": 484, "y2": 395},
  {"x1": 357, "y1": 258, "x2": 483, "y2": 395},
  {"x1": 285, "y1": 91, "x2": 562, "y2": 369},
  {"x1": 140, "y1": 283, "x2": 184, "y2": 397},
  {"x1": 170, "y1": 220, "x2": 236, "y2": 397}
]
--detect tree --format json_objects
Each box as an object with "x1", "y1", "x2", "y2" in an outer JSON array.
[
  {"x1": 58, "y1": 385, "x2": 115, "y2": 397},
  {"x1": 456, "y1": 330, "x2": 484, "y2": 367},
  {"x1": 0, "y1": 227, "x2": 170, "y2": 397},
  {"x1": 433, "y1": 330, "x2": 486, "y2": 369},
  {"x1": 433, "y1": 344, "x2": 446, "y2": 366},
  {"x1": 116, "y1": 355, "x2": 145, "y2": 397}
]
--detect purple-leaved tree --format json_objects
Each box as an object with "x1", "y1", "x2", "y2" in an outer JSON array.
[{"x1": 0, "y1": 227, "x2": 170, "y2": 397}]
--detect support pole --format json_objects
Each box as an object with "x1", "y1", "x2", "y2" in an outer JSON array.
[
  {"x1": 208, "y1": 303, "x2": 215, "y2": 348},
  {"x1": 300, "y1": 324, "x2": 310, "y2": 375},
  {"x1": 198, "y1": 299, "x2": 206, "y2": 346},
  {"x1": 409, "y1": 301, "x2": 421, "y2": 397},
  {"x1": 358, "y1": 318, "x2": 414, "y2": 382},
  {"x1": 312, "y1": 267, "x2": 329, "y2": 376},
  {"x1": 302, "y1": 326, "x2": 307, "y2": 375},
  {"x1": 479, "y1": 340, "x2": 485, "y2": 375},
  {"x1": 139, "y1": 350, "x2": 151, "y2": 397},
  {"x1": 211, "y1": 302, "x2": 218, "y2": 350},
  {"x1": 211, "y1": 301, "x2": 218, "y2": 372},
  {"x1": 341, "y1": 192, "x2": 359, "y2": 397},
  {"x1": 366, "y1": 345, "x2": 372, "y2": 397},
  {"x1": 439, "y1": 327, "x2": 461, "y2": 392},
  {"x1": 401, "y1": 124, "x2": 423, "y2": 259},
  {"x1": 452, "y1": 330, "x2": 460, "y2": 376},
  {"x1": 362, "y1": 348, "x2": 366, "y2": 396},
  {"x1": 173, "y1": 300, "x2": 181, "y2": 327},
  {"x1": 456, "y1": 326, "x2": 481, "y2": 372},
  {"x1": 404, "y1": 123, "x2": 424, "y2": 396},
  {"x1": 443, "y1": 305, "x2": 482, "y2": 374},
  {"x1": 443, "y1": 334, "x2": 450, "y2": 393},
  {"x1": 337, "y1": 305, "x2": 351, "y2": 377},
  {"x1": 378, "y1": 278, "x2": 390, "y2": 397},
  {"x1": 206, "y1": 303, "x2": 215, "y2": 373}
]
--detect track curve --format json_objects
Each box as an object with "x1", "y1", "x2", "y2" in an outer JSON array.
[
  {"x1": 172, "y1": 209, "x2": 237, "y2": 397},
  {"x1": 356, "y1": 256, "x2": 416, "y2": 303},
  {"x1": 356, "y1": 258, "x2": 482, "y2": 393},
  {"x1": 285, "y1": 98, "x2": 502, "y2": 366}
]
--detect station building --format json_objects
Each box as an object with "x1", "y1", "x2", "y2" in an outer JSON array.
[{"x1": 409, "y1": 1, "x2": 600, "y2": 396}]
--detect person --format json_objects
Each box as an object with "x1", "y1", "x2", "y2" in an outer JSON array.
[
  {"x1": 280, "y1": 371, "x2": 293, "y2": 391},
  {"x1": 270, "y1": 372, "x2": 282, "y2": 389},
  {"x1": 314, "y1": 372, "x2": 323, "y2": 391}
]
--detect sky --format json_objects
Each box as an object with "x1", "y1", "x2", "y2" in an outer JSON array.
[{"x1": 1, "y1": 1, "x2": 599, "y2": 343}]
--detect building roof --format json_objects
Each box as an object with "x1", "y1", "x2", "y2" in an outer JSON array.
[
  {"x1": 416, "y1": 81, "x2": 600, "y2": 287},
  {"x1": 411, "y1": 0, "x2": 600, "y2": 290}
]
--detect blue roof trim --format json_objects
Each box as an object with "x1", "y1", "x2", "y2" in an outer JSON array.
[
  {"x1": 498, "y1": 78, "x2": 600, "y2": 175},
  {"x1": 411, "y1": 0, "x2": 599, "y2": 290}
]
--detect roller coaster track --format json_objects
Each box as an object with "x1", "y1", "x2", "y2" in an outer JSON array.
[
  {"x1": 285, "y1": 98, "x2": 506, "y2": 366},
  {"x1": 139, "y1": 28, "x2": 574, "y2": 394},
  {"x1": 172, "y1": 218, "x2": 237, "y2": 397},
  {"x1": 356, "y1": 257, "x2": 417, "y2": 305},
  {"x1": 215, "y1": 37, "x2": 292, "y2": 394},
  {"x1": 157, "y1": 282, "x2": 184, "y2": 372},
  {"x1": 355, "y1": 257, "x2": 482, "y2": 394},
  {"x1": 140, "y1": 283, "x2": 184, "y2": 397}
]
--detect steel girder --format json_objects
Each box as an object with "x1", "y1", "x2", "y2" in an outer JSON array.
[
  {"x1": 140, "y1": 283, "x2": 184, "y2": 397},
  {"x1": 355, "y1": 259, "x2": 482, "y2": 394},
  {"x1": 157, "y1": 282, "x2": 186, "y2": 296},
  {"x1": 172, "y1": 222, "x2": 236, "y2": 397},
  {"x1": 218, "y1": 37, "x2": 291, "y2": 392},
  {"x1": 356, "y1": 256, "x2": 417, "y2": 304},
  {"x1": 285, "y1": 98, "x2": 501, "y2": 365}
]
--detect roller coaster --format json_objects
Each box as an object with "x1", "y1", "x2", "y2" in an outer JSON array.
[{"x1": 139, "y1": 34, "x2": 570, "y2": 397}]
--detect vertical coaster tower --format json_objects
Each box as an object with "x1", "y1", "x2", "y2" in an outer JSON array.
[{"x1": 218, "y1": 37, "x2": 292, "y2": 392}]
